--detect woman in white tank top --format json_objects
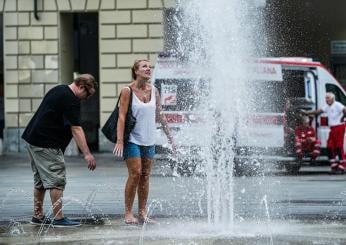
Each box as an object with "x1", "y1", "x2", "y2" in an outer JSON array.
[{"x1": 113, "y1": 59, "x2": 176, "y2": 224}]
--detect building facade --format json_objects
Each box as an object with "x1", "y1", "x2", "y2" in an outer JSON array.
[{"x1": 1, "y1": 0, "x2": 175, "y2": 153}]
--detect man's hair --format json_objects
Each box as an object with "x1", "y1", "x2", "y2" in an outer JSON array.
[
  {"x1": 131, "y1": 59, "x2": 149, "y2": 80},
  {"x1": 325, "y1": 92, "x2": 335, "y2": 100},
  {"x1": 73, "y1": 74, "x2": 97, "y2": 90}
]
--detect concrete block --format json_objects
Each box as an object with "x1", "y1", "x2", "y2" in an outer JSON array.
[
  {"x1": 117, "y1": 24, "x2": 147, "y2": 38},
  {"x1": 116, "y1": 0, "x2": 146, "y2": 9},
  {"x1": 18, "y1": 41, "x2": 30, "y2": 54},
  {"x1": 18, "y1": 84, "x2": 44, "y2": 98},
  {"x1": 4, "y1": 114, "x2": 19, "y2": 128},
  {"x1": 4, "y1": 41, "x2": 18, "y2": 55},
  {"x1": 100, "y1": 54, "x2": 116, "y2": 68},
  {"x1": 71, "y1": 0, "x2": 86, "y2": 10},
  {"x1": 32, "y1": 99, "x2": 42, "y2": 111},
  {"x1": 116, "y1": 83, "x2": 130, "y2": 94},
  {"x1": 117, "y1": 53, "x2": 148, "y2": 67},
  {"x1": 100, "y1": 0, "x2": 115, "y2": 9},
  {"x1": 5, "y1": 85, "x2": 18, "y2": 98},
  {"x1": 44, "y1": 0, "x2": 57, "y2": 10},
  {"x1": 133, "y1": 38, "x2": 163, "y2": 52},
  {"x1": 149, "y1": 0, "x2": 163, "y2": 8},
  {"x1": 45, "y1": 84, "x2": 58, "y2": 94},
  {"x1": 31, "y1": 12, "x2": 58, "y2": 26},
  {"x1": 4, "y1": 56, "x2": 17, "y2": 69},
  {"x1": 3, "y1": 13, "x2": 18, "y2": 26},
  {"x1": 101, "y1": 97, "x2": 118, "y2": 111},
  {"x1": 0, "y1": 0, "x2": 4, "y2": 12},
  {"x1": 19, "y1": 99, "x2": 31, "y2": 112},
  {"x1": 100, "y1": 25, "x2": 116, "y2": 38},
  {"x1": 132, "y1": 10, "x2": 163, "y2": 23},
  {"x1": 19, "y1": 55, "x2": 44, "y2": 69},
  {"x1": 57, "y1": 0, "x2": 71, "y2": 10},
  {"x1": 4, "y1": 27, "x2": 17, "y2": 40},
  {"x1": 101, "y1": 68, "x2": 131, "y2": 82},
  {"x1": 5, "y1": 99, "x2": 19, "y2": 112},
  {"x1": 100, "y1": 83, "x2": 117, "y2": 97},
  {"x1": 100, "y1": 10, "x2": 130, "y2": 24},
  {"x1": 18, "y1": 70, "x2": 31, "y2": 83},
  {"x1": 31, "y1": 41, "x2": 58, "y2": 54},
  {"x1": 32, "y1": 70, "x2": 58, "y2": 84},
  {"x1": 44, "y1": 27, "x2": 58, "y2": 39},
  {"x1": 18, "y1": 27, "x2": 44, "y2": 40},
  {"x1": 100, "y1": 39, "x2": 131, "y2": 53},
  {"x1": 19, "y1": 113, "x2": 33, "y2": 127},
  {"x1": 149, "y1": 24, "x2": 163, "y2": 37},
  {"x1": 45, "y1": 55, "x2": 58, "y2": 69},
  {"x1": 5, "y1": 70, "x2": 19, "y2": 84},
  {"x1": 17, "y1": 0, "x2": 34, "y2": 11},
  {"x1": 4, "y1": 0, "x2": 16, "y2": 11},
  {"x1": 86, "y1": 0, "x2": 100, "y2": 10},
  {"x1": 18, "y1": 13, "x2": 30, "y2": 26}
]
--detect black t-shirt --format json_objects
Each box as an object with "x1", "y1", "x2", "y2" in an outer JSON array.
[{"x1": 22, "y1": 85, "x2": 81, "y2": 151}]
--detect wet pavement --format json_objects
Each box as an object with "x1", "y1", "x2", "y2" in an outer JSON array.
[{"x1": 2, "y1": 152, "x2": 346, "y2": 244}]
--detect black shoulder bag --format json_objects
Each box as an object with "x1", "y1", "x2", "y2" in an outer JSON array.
[{"x1": 101, "y1": 87, "x2": 136, "y2": 143}]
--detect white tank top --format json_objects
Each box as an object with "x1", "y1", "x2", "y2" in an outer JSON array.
[{"x1": 128, "y1": 86, "x2": 156, "y2": 146}]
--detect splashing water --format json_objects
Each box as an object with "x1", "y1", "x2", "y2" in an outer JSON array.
[{"x1": 173, "y1": 0, "x2": 266, "y2": 227}]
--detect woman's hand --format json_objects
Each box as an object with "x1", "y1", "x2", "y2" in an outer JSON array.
[{"x1": 113, "y1": 141, "x2": 124, "y2": 157}]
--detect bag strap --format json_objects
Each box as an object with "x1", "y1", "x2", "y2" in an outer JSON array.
[{"x1": 116, "y1": 86, "x2": 133, "y2": 110}]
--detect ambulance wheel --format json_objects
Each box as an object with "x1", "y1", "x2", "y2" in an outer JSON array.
[{"x1": 285, "y1": 164, "x2": 301, "y2": 175}]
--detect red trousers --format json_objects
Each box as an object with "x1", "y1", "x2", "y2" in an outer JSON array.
[
  {"x1": 295, "y1": 138, "x2": 321, "y2": 160},
  {"x1": 327, "y1": 124, "x2": 345, "y2": 165}
]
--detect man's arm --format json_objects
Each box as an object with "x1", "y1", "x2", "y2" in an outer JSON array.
[
  {"x1": 302, "y1": 108, "x2": 323, "y2": 116},
  {"x1": 71, "y1": 126, "x2": 96, "y2": 170}
]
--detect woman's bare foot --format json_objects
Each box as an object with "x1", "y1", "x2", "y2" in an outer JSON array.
[{"x1": 124, "y1": 214, "x2": 138, "y2": 225}]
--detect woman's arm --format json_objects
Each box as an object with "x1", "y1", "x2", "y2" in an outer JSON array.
[
  {"x1": 155, "y1": 88, "x2": 175, "y2": 148},
  {"x1": 113, "y1": 87, "x2": 131, "y2": 157}
]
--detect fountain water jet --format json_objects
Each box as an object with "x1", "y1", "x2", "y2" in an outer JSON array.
[{"x1": 172, "y1": 0, "x2": 267, "y2": 226}]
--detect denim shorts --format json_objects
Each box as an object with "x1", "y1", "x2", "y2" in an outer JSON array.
[{"x1": 123, "y1": 142, "x2": 155, "y2": 160}]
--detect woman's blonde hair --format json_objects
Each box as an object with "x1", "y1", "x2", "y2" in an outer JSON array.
[{"x1": 131, "y1": 59, "x2": 150, "y2": 80}]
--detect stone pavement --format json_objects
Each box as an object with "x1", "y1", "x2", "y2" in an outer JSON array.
[
  {"x1": 2, "y1": 152, "x2": 346, "y2": 225},
  {"x1": 0, "y1": 152, "x2": 206, "y2": 223},
  {"x1": 3, "y1": 153, "x2": 346, "y2": 244}
]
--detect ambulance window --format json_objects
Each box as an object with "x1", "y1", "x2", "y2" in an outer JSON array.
[{"x1": 326, "y1": 84, "x2": 346, "y2": 106}]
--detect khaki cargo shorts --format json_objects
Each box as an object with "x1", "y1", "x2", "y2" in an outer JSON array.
[{"x1": 26, "y1": 143, "x2": 66, "y2": 190}]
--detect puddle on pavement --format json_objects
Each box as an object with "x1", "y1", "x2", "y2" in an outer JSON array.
[{"x1": 1, "y1": 217, "x2": 346, "y2": 244}]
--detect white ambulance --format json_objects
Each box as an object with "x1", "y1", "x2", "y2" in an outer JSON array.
[{"x1": 153, "y1": 52, "x2": 346, "y2": 174}]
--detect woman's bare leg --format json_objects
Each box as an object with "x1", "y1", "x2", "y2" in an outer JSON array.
[
  {"x1": 125, "y1": 157, "x2": 141, "y2": 223},
  {"x1": 138, "y1": 158, "x2": 153, "y2": 219}
]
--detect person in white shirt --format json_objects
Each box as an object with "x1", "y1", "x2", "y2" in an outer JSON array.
[
  {"x1": 113, "y1": 59, "x2": 176, "y2": 225},
  {"x1": 304, "y1": 92, "x2": 346, "y2": 173}
]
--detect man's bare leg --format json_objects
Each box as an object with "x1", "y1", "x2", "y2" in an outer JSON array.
[
  {"x1": 33, "y1": 188, "x2": 46, "y2": 218},
  {"x1": 50, "y1": 188, "x2": 64, "y2": 220}
]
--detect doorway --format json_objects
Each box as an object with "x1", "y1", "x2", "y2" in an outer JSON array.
[{"x1": 60, "y1": 13, "x2": 99, "y2": 151}]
